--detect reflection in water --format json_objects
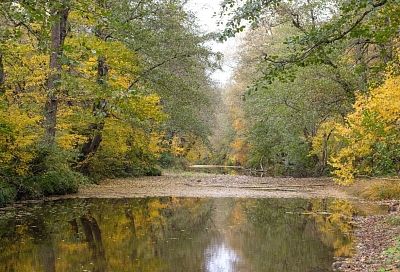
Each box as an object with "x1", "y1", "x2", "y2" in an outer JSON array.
[
  {"x1": 0, "y1": 197, "x2": 387, "y2": 272},
  {"x1": 205, "y1": 243, "x2": 239, "y2": 272}
]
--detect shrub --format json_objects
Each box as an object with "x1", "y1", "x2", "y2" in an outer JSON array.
[
  {"x1": 327, "y1": 73, "x2": 400, "y2": 185},
  {"x1": 0, "y1": 180, "x2": 16, "y2": 207},
  {"x1": 35, "y1": 169, "x2": 86, "y2": 196},
  {"x1": 143, "y1": 166, "x2": 162, "y2": 176}
]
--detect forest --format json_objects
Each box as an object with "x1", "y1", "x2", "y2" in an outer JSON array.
[
  {"x1": 0, "y1": 1, "x2": 400, "y2": 271},
  {"x1": 0, "y1": 0, "x2": 399, "y2": 207},
  {"x1": 0, "y1": 0, "x2": 219, "y2": 206},
  {"x1": 217, "y1": 0, "x2": 400, "y2": 184}
]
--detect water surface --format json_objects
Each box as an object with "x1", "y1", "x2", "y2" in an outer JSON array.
[{"x1": 0, "y1": 197, "x2": 387, "y2": 272}]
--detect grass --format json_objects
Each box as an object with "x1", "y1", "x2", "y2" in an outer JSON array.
[
  {"x1": 386, "y1": 216, "x2": 400, "y2": 226},
  {"x1": 349, "y1": 179, "x2": 400, "y2": 200},
  {"x1": 378, "y1": 238, "x2": 400, "y2": 272}
]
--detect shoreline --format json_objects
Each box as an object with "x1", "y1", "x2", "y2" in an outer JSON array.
[{"x1": 338, "y1": 206, "x2": 400, "y2": 271}]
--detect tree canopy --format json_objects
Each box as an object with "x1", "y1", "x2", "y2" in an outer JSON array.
[
  {"x1": 0, "y1": 0, "x2": 219, "y2": 205},
  {"x1": 217, "y1": 0, "x2": 400, "y2": 182}
]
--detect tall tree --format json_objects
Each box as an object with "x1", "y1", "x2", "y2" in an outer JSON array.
[{"x1": 44, "y1": 0, "x2": 70, "y2": 146}]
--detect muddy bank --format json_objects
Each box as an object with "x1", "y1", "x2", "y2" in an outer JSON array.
[
  {"x1": 64, "y1": 172, "x2": 351, "y2": 199},
  {"x1": 336, "y1": 204, "x2": 400, "y2": 272}
]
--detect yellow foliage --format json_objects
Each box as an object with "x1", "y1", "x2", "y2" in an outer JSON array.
[
  {"x1": 3, "y1": 43, "x2": 48, "y2": 89},
  {"x1": 64, "y1": 35, "x2": 140, "y2": 89},
  {"x1": 327, "y1": 73, "x2": 400, "y2": 184},
  {"x1": 185, "y1": 139, "x2": 211, "y2": 163},
  {"x1": 170, "y1": 136, "x2": 185, "y2": 156},
  {"x1": 229, "y1": 138, "x2": 248, "y2": 165},
  {"x1": 0, "y1": 105, "x2": 41, "y2": 175}
]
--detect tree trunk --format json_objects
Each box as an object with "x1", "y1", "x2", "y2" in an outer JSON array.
[
  {"x1": 79, "y1": 15, "x2": 109, "y2": 167},
  {"x1": 79, "y1": 57, "x2": 108, "y2": 167},
  {"x1": 80, "y1": 101, "x2": 106, "y2": 158},
  {"x1": 44, "y1": 3, "x2": 69, "y2": 146},
  {"x1": 319, "y1": 129, "x2": 333, "y2": 174},
  {"x1": 0, "y1": 52, "x2": 5, "y2": 94}
]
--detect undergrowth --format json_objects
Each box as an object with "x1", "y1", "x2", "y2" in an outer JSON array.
[{"x1": 352, "y1": 180, "x2": 400, "y2": 200}]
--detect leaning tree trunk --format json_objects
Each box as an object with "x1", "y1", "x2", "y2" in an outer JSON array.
[
  {"x1": 79, "y1": 48, "x2": 109, "y2": 168},
  {"x1": 79, "y1": 6, "x2": 109, "y2": 168},
  {"x1": 44, "y1": 3, "x2": 69, "y2": 146}
]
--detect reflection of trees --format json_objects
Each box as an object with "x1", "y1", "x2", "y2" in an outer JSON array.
[
  {"x1": 227, "y1": 199, "x2": 364, "y2": 272},
  {"x1": 32, "y1": 217, "x2": 56, "y2": 272},
  {"x1": 0, "y1": 211, "x2": 57, "y2": 272},
  {"x1": 309, "y1": 199, "x2": 354, "y2": 257},
  {"x1": 80, "y1": 214, "x2": 106, "y2": 272},
  {"x1": 0, "y1": 197, "x2": 215, "y2": 272},
  {"x1": 230, "y1": 199, "x2": 334, "y2": 272},
  {"x1": 0, "y1": 197, "x2": 384, "y2": 272}
]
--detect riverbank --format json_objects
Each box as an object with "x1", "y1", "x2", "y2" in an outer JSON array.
[
  {"x1": 337, "y1": 205, "x2": 400, "y2": 272},
  {"x1": 65, "y1": 171, "x2": 351, "y2": 199}
]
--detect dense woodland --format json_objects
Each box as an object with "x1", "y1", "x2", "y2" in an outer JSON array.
[
  {"x1": 0, "y1": 0, "x2": 399, "y2": 206},
  {"x1": 0, "y1": 0, "x2": 218, "y2": 205},
  {"x1": 217, "y1": 0, "x2": 400, "y2": 183}
]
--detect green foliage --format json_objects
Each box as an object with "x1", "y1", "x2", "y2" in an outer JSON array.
[
  {"x1": 0, "y1": 180, "x2": 16, "y2": 207},
  {"x1": 218, "y1": 0, "x2": 400, "y2": 180},
  {"x1": 386, "y1": 216, "x2": 400, "y2": 226},
  {"x1": 220, "y1": 0, "x2": 399, "y2": 85},
  {"x1": 84, "y1": 148, "x2": 161, "y2": 181},
  {"x1": 33, "y1": 169, "x2": 82, "y2": 196}
]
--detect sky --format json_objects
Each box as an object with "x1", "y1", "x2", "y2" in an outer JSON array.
[{"x1": 186, "y1": 0, "x2": 241, "y2": 87}]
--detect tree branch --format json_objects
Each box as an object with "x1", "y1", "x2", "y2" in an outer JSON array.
[{"x1": 128, "y1": 53, "x2": 194, "y2": 89}]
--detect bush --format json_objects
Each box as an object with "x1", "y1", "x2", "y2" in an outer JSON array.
[
  {"x1": 84, "y1": 148, "x2": 163, "y2": 180},
  {"x1": 14, "y1": 178, "x2": 42, "y2": 200},
  {"x1": 0, "y1": 180, "x2": 16, "y2": 207},
  {"x1": 158, "y1": 152, "x2": 188, "y2": 170},
  {"x1": 0, "y1": 167, "x2": 86, "y2": 205},
  {"x1": 35, "y1": 169, "x2": 86, "y2": 196},
  {"x1": 328, "y1": 74, "x2": 400, "y2": 185},
  {"x1": 143, "y1": 166, "x2": 162, "y2": 176}
]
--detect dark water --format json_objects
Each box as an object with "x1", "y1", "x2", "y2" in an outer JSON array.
[{"x1": 0, "y1": 198, "x2": 387, "y2": 272}]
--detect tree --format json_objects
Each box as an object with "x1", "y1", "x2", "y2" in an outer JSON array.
[
  {"x1": 220, "y1": 0, "x2": 400, "y2": 87},
  {"x1": 0, "y1": 0, "x2": 218, "y2": 205},
  {"x1": 216, "y1": 0, "x2": 400, "y2": 178},
  {"x1": 327, "y1": 70, "x2": 400, "y2": 184},
  {"x1": 44, "y1": 0, "x2": 70, "y2": 146}
]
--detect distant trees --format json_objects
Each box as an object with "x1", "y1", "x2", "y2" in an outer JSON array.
[{"x1": 219, "y1": 0, "x2": 400, "y2": 181}]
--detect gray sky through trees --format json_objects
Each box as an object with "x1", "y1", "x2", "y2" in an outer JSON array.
[{"x1": 186, "y1": 0, "x2": 241, "y2": 87}]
